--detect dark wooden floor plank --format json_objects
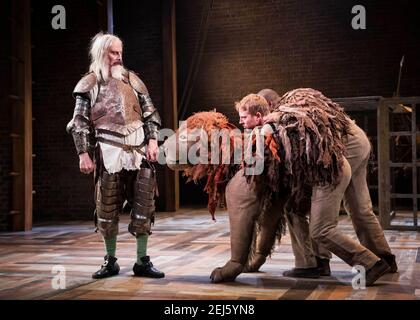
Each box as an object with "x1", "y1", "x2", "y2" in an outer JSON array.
[{"x1": 0, "y1": 208, "x2": 419, "y2": 300}]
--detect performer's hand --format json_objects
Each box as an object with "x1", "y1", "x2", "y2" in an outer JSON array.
[
  {"x1": 146, "y1": 139, "x2": 159, "y2": 162},
  {"x1": 79, "y1": 152, "x2": 95, "y2": 174}
]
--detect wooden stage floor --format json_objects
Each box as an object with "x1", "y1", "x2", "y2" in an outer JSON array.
[{"x1": 0, "y1": 208, "x2": 419, "y2": 300}]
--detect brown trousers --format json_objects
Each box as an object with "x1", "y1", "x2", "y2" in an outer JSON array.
[
  {"x1": 310, "y1": 158, "x2": 379, "y2": 269},
  {"x1": 225, "y1": 169, "x2": 262, "y2": 265},
  {"x1": 288, "y1": 122, "x2": 392, "y2": 268},
  {"x1": 210, "y1": 168, "x2": 262, "y2": 282}
]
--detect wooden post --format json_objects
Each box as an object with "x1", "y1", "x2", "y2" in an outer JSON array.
[
  {"x1": 23, "y1": 0, "x2": 32, "y2": 231},
  {"x1": 377, "y1": 99, "x2": 390, "y2": 229},
  {"x1": 411, "y1": 103, "x2": 418, "y2": 227},
  {"x1": 162, "y1": 0, "x2": 179, "y2": 211},
  {"x1": 9, "y1": 0, "x2": 32, "y2": 231}
]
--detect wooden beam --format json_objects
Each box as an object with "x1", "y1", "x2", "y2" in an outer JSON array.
[
  {"x1": 377, "y1": 99, "x2": 391, "y2": 229},
  {"x1": 333, "y1": 96, "x2": 382, "y2": 112},
  {"x1": 411, "y1": 104, "x2": 418, "y2": 227},
  {"x1": 162, "y1": 0, "x2": 179, "y2": 211},
  {"x1": 23, "y1": 0, "x2": 32, "y2": 231},
  {"x1": 9, "y1": 0, "x2": 32, "y2": 231}
]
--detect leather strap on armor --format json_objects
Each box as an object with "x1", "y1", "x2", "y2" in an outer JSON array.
[{"x1": 96, "y1": 137, "x2": 146, "y2": 156}]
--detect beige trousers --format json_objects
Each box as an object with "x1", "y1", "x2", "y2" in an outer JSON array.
[
  {"x1": 342, "y1": 123, "x2": 393, "y2": 258},
  {"x1": 310, "y1": 157, "x2": 379, "y2": 269},
  {"x1": 211, "y1": 168, "x2": 285, "y2": 281},
  {"x1": 225, "y1": 169, "x2": 262, "y2": 265},
  {"x1": 288, "y1": 122, "x2": 392, "y2": 268}
]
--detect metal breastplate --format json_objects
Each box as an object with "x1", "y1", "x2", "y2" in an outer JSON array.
[{"x1": 91, "y1": 78, "x2": 143, "y2": 136}]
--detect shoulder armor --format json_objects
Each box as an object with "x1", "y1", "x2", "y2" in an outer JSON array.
[
  {"x1": 73, "y1": 73, "x2": 98, "y2": 95},
  {"x1": 128, "y1": 71, "x2": 149, "y2": 95}
]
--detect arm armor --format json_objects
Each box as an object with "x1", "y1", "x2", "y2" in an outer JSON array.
[
  {"x1": 66, "y1": 94, "x2": 94, "y2": 155},
  {"x1": 140, "y1": 92, "x2": 162, "y2": 141}
]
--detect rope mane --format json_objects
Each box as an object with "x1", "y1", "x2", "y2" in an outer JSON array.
[{"x1": 180, "y1": 111, "x2": 240, "y2": 219}]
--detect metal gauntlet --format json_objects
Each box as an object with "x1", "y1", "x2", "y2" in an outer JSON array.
[
  {"x1": 66, "y1": 95, "x2": 94, "y2": 155},
  {"x1": 140, "y1": 93, "x2": 161, "y2": 141}
]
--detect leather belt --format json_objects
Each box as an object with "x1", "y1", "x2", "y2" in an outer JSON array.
[{"x1": 97, "y1": 137, "x2": 146, "y2": 156}]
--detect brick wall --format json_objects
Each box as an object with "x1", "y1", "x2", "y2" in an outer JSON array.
[
  {"x1": 6, "y1": 0, "x2": 420, "y2": 222},
  {"x1": 113, "y1": 0, "x2": 167, "y2": 211},
  {"x1": 175, "y1": 0, "x2": 420, "y2": 206},
  {"x1": 176, "y1": 0, "x2": 420, "y2": 125},
  {"x1": 31, "y1": 0, "x2": 104, "y2": 221}
]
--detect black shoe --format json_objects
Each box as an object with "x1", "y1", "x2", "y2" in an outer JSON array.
[
  {"x1": 92, "y1": 255, "x2": 120, "y2": 279},
  {"x1": 365, "y1": 259, "x2": 391, "y2": 286},
  {"x1": 133, "y1": 256, "x2": 165, "y2": 278},
  {"x1": 378, "y1": 254, "x2": 398, "y2": 273},
  {"x1": 283, "y1": 267, "x2": 320, "y2": 279},
  {"x1": 316, "y1": 257, "x2": 331, "y2": 276}
]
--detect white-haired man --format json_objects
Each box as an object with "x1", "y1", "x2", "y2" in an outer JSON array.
[{"x1": 67, "y1": 32, "x2": 164, "y2": 279}]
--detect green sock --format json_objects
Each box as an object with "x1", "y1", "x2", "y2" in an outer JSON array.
[
  {"x1": 103, "y1": 236, "x2": 117, "y2": 257},
  {"x1": 136, "y1": 234, "x2": 149, "y2": 264}
]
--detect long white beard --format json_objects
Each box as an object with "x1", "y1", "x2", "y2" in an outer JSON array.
[{"x1": 110, "y1": 64, "x2": 126, "y2": 81}]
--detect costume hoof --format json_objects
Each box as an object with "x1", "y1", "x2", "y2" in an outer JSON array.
[
  {"x1": 210, "y1": 261, "x2": 243, "y2": 283},
  {"x1": 210, "y1": 267, "x2": 225, "y2": 283}
]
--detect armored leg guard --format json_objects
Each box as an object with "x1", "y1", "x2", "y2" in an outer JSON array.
[
  {"x1": 95, "y1": 171, "x2": 123, "y2": 239},
  {"x1": 128, "y1": 167, "x2": 156, "y2": 237}
]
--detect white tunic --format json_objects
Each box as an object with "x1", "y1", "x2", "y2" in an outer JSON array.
[{"x1": 98, "y1": 127, "x2": 146, "y2": 174}]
